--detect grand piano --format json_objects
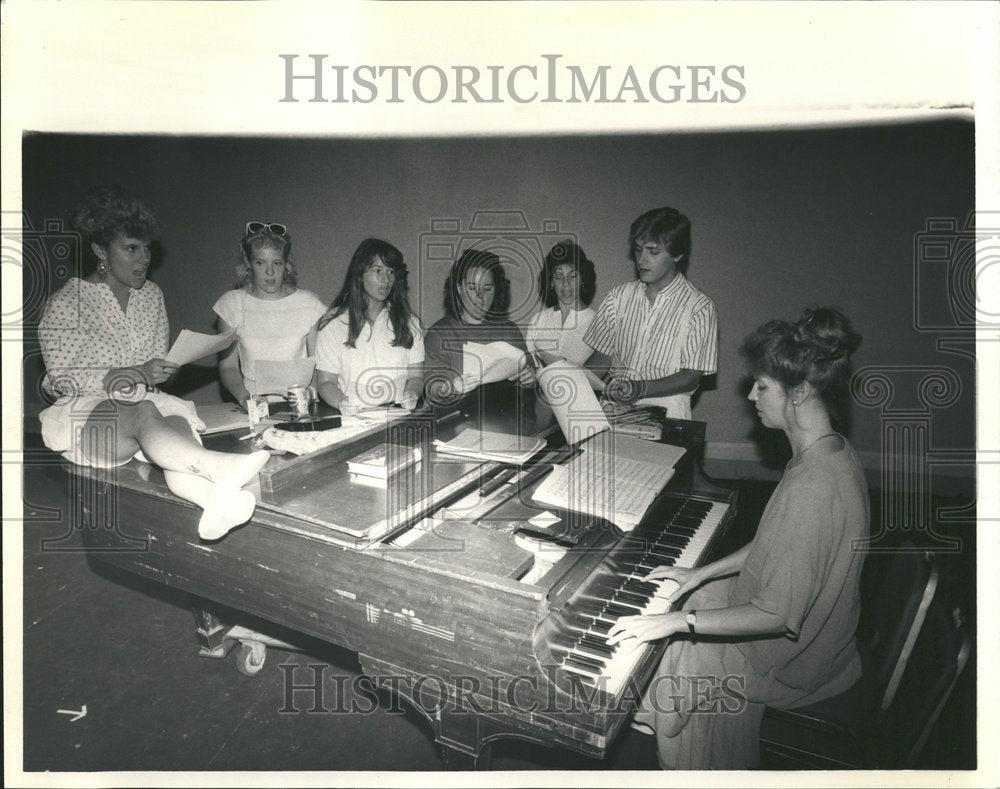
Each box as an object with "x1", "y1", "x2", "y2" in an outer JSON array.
[{"x1": 70, "y1": 385, "x2": 737, "y2": 768}]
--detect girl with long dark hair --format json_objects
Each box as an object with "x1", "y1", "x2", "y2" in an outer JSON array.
[{"x1": 316, "y1": 238, "x2": 424, "y2": 413}]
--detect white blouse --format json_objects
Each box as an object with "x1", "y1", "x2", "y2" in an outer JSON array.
[
  {"x1": 316, "y1": 311, "x2": 424, "y2": 408},
  {"x1": 213, "y1": 288, "x2": 326, "y2": 396},
  {"x1": 525, "y1": 306, "x2": 596, "y2": 366},
  {"x1": 39, "y1": 277, "x2": 169, "y2": 400}
]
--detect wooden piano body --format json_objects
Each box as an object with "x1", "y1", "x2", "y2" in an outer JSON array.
[{"x1": 69, "y1": 390, "x2": 736, "y2": 767}]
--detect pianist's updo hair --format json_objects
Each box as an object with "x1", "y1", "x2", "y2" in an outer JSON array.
[{"x1": 739, "y1": 306, "x2": 862, "y2": 428}]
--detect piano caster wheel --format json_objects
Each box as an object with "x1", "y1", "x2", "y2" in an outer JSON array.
[{"x1": 235, "y1": 642, "x2": 266, "y2": 676}]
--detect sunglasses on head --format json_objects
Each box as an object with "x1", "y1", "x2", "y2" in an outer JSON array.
[{"x1": 245, "y1": 222, "x2": 287, "y2": 237}]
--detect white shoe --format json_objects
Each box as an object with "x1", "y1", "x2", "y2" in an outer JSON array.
[{"x1": 199, "y1": 488, "x2": 256, "y2": 541}]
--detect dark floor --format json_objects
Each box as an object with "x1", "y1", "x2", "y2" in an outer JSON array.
[{"x1": 20, "y1": 454, "x2": 977, "y2": 775}]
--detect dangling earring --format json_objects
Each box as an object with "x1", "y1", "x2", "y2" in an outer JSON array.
[{"x1": 97, "y1": 261, "x2": 108, "y2": 281}]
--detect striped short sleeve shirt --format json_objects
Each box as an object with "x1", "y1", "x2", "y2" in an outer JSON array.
[{"x1": 583, "y1": 274, "x2": 717, "y2": 380}]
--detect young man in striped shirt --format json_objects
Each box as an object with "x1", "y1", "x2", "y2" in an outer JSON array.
[{"x1": 583, "y1": 206, "x2": 718, "y2": 420}]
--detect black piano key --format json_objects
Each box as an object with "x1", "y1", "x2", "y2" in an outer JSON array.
[
  {"x1": 577, "y1": 639, "x2": 615, "y2": 658},
  {"x1": 565, "y1": 608, "x2": 592, "y2": 623},
  {"x1": 682, "y1": 501, "x2": 711, "y2": 514},
  {"x1": 613, "y1": 590, "x2": 650, "y2": 606},
  {"x1": 566, "y1": 654, "x2": 606, "y2": 672},
  {"x1": 580, "y1": 631, "x2": 616, "y2": 648},
  {"x1": 645, "y1": 548, "x2": 681, "y2": 562},
  {"x1": 654, "y1": 533, "x2": 690, "y2": 548},
  {"x1": 635, "y1": 561, "x2": 672, "y2": 573},
  {"x1": 622, "y1": 579, "x2": 658, "y2": 593},
  {"x1": 588, "y1": 619, "x2": 613, "y2": 634},
  {"x1": 605, "y1": 602, "x2": 642, "y2": 618}
]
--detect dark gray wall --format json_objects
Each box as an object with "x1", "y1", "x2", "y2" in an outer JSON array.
[{"x1": 21, "y1": 122, "x2": 976, "y2": 461}]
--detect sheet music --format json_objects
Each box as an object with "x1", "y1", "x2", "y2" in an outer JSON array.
[
  {"x1": 538, "y1": 360, "x2": 610, "y2": 446},
  {"x1": 164, "y1": 329, "x2": 235, "y2": 365},
  {"x1": 462, "y1": 341, "x2": 525, "y2": 388},
  {"x1": 252, "y1": 358, "x2": 316, "y2": 395},
  {"x1": 532, "y1": 434, "x2": 677, "y2": 532}
]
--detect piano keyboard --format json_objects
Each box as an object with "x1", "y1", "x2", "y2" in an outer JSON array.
[{"x1": 548, "y1": 496, "x2": 730, "y2": 697}]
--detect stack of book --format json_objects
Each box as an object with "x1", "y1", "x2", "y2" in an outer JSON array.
[
  {"x1": 347, "y1": 444, "x2": 423, "y2": 480},
  {"x1": 432, "y1": 429, "x2": 545, "y2": 464}
]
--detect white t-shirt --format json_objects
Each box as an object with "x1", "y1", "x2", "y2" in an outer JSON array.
[
  {"x1": 526, "y1": 306, "x2": 596, "y2": 366},
  {"x1": 315, "y1": 310, "x2": 424, "y2": 408},
  {"x1": 213, "y1": 288, "x2": 326, "y2": 396}
]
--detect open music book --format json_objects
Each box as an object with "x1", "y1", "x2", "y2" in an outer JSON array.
[
  {"x1": 530, "y1": 366, "x2": 688, "y2": 531},
  {"x1": 532, "y1": 431, "x2": 684, "y2": 532}
]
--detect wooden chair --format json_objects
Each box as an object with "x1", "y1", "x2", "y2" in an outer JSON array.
[
  {"x1": 872, "y1": 597, "x2": 972, "y2": 767},
  {"x1": 758, "y1": 545, "x2": 939, "y2": 768}
]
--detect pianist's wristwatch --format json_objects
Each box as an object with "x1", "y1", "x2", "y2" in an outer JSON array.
[{"x1": 685, "y1": 610, "x2": 697, "y2": 635}]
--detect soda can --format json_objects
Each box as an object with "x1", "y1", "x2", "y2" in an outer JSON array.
[{"x1": 287, "y1": 385, "x2": 311, "y2": 419}]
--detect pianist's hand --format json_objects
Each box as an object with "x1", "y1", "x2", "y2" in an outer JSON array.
[
  {"x1": 645, "y1": 566, "x2": 705, "y2": 603},
  {"x1": 606, "y1": 612, "x2": 684, "y2": 646}
]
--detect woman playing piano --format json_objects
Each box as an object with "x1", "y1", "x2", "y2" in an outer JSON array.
[
  {"x1": 607, "y1": 306, "x2": 867, "y2": 769},
  {"x1": 213, "y1": 222, "x2": 326, "y2": 406},
  {"x1": 38, "y1": 186, "x2": 269, "y2": 541},
  {"x1": 315, "y1": 238, "x2": 424, "y2": 414}
]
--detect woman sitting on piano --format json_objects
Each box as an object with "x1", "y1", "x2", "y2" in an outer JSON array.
[
  {"x1": 38, "y1": 186, "x2": 269, "y2": 542},
  {"x1": 315, "y1": 238, "x2": 424, "y2": 415},
  {"x1": 424, "y1": 248, "x2": 536, "y2": 407},
  {"x1": 607, "y1": 306, "x2": 868, "y2": 770}
]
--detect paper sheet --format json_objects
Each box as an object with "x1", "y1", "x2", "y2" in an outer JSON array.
[
  {"x1": 538, "y1": 360, "x2": 611, "y2": 446},
  {"x1": 252, "y1": 358, "x2": 316, "y2": 396},
  {"x1": 433, "y1": 428, "x2": 545, "y2": 464},
  {"x1": 195, "y1": 403, "x2": 251, "y2": 435},
  {"x1": 164, "y1": 329, "x2": 235, "y2": 365},
  {"x1": 462, "y1": 341, "x2": 525, "y2": 389}
]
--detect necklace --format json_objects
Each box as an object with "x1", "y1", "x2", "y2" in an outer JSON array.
[{"x1": 796, "y1": 431, "x2": 839, "y2": 459}]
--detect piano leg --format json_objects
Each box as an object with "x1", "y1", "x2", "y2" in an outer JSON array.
[
  {"x1": 438, "y1": 715, "x2": 493, "y2": 770},
  {"x1": 360, "y1": 654, "x2": 555, "y2": 770}
]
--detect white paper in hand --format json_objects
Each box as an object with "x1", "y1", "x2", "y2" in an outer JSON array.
[
  {"x1": 538, "y1": 360, "x2": 610, "y2": 446},
  {"x1": 463, "y1": 341, "x2": 525, "y2": 387},
  {"x1": 252, "y1": 358, "x2": 316, "y2": 395},
  {"x1": 165, "y1": 329, "x2": 235, "y2": 365}
]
